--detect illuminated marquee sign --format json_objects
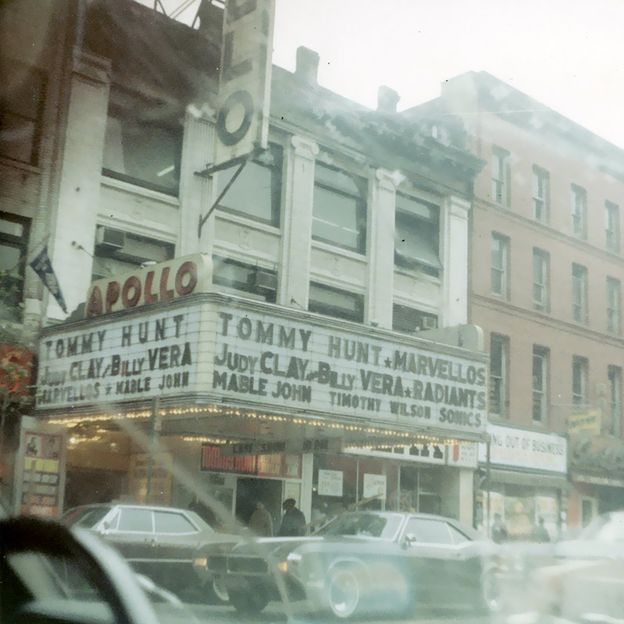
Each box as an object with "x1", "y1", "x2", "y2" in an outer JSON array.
[
  {"x1": 213, "y1": 0, "x2": 275, "y2": 166},
  {"x1": 85, "y1": 254, "x2": 212, "y2": 318}
]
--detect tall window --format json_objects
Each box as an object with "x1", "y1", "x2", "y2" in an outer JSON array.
[
  {"x1": 392, "y1": 304, "x2": 438, "y2": 334},
  {"x1": 490, "y1": 234, "x2": 509, "y2": 297},
  {"x1": 309, "y1": 282, "x2": 364, "y2": 322},
  {"x1": 103, "y1": 87, "x2": 182, "y2": 195},
  {"x1": 0, "y1": 213, "x2": 30, "y2": 322},
  {"x1": 532, "y1": 346, "x2": 549, "y2": 423},
  {"x1": 212, "y1": 256, "x2": 277, "y2": 303},
  {"x1": 572, "y1": 356, "x2": 588, "y2": 407},
  {"x1": 532, "y1": 166, "x2": 550, "y2": 222},
  {"x1": 572, "y1": 263, "x2": 588, "y2": 324},
  {"x1": 491, "y1": 147, "x2": 510, "y2": 206},
  {"x1": 0, "y1": 58, "x2": 45, "y2": 165},
  {"x1": 608, "y1": 366, "x2": 622, "y2": 436},
  {"x1": 607, "y1": 277, "x2": 621, "y2": 335},
  {"x1": 490, "y1": 334, "x2": 508, "y2": 416},
  {"x1": 313, "y1": 163, "x2": 367, "y2": 253},
  {"x1": 571, "y1": 185, "x2": 587, "y2": 239},
  {"x1": 215, "y1": 144, "x2": 283, "y2": 226},
  {"x1": 605, "y1": 201, "x2": 620, "y2": 253},
  {"x1": 92, "y1": 228, "x2": 174, "y2": 281},
  {"x1": 532, "y1": 248, "x2": 550, "y2": 312},
  {"x1": 394, "y1": 194, "x2": 440, "y2": 278}
]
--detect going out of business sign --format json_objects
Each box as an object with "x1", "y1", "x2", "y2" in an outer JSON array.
[{"x1": 214, "y1": 0, "x2": 275, "y2": 167}]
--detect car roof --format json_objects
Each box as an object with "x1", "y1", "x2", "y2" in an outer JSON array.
[{"x1": 65, "y1": 503, "x2": 194, "y2": 513}]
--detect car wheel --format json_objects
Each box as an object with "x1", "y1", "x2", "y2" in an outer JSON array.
[
  {"x1": 206, "y1": 578, "x2": 229, "y2": 605},
  {"x1": 326, "y1": 565, "x2": 364, "y2": 619},
  {"x1": 228, "y1": 588, "x2": 269, "y2": 614}
]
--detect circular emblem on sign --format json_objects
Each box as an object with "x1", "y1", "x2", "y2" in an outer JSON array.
[{"x1": 216, "y1": 90, "x2": 254, "y2": 146}]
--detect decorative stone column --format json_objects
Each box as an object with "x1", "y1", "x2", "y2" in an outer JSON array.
[
  {"x1": 278, "y1": 135, "x2": 319, "y2": 309},
  {"x1": 44, "y1": 48, "x2": 111, "y2": 321},
  {"x1": 366, "y1": 168, "x2": 399, "y2": 329},
  {"x1": 440, "y1": 195, "x2": 471, "y2": 327}
]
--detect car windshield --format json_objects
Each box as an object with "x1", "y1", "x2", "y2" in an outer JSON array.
[
  {"x1": 62, "y1": 507, "x2": 112, "y2": 528},
  {"x1": 2, "y1": 1, "x2": 624, "y2": 623},
  {"x1": 316, "y1": 513, "x2": 402, "y2": 539}
]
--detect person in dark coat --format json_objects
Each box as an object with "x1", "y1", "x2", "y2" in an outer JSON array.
[
  {"x1": 491, "y1": 513, "x2": 508, "y2": 544},
  {"x1": 278, "y1": 498, "x2": 306, "y2": 537},
  {"x1": 533, "y1": 517, "x2": 551, "y2": 543}
]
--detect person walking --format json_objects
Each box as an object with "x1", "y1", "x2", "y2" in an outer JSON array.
[
  {"x1": 491, "y1": 513, "x2": 508, "y2": 544},
  {"x1": 278, "y1": 498, "x2": 306, "y2": 537},
  {"x1": 533, "y1": 517, "x2": 551, "y2": 543},
  {"x1": 249, "y1": 501, "x2": 273, "y2": 537}
]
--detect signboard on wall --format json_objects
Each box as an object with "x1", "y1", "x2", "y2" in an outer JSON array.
[
  {"x1": 211, "y1": 305, "x2": 487, "y2": 435},
  {"x1": 200, "y1": 444, "x2": 301, "y2": 479},
  {"x1": 363, "y1": 473, "x2": 386, "y2": 499},
  {"x1": 318, "y1": 469, "x2": 343, "y2": 497},
  {"x1": 479, "y1": 424, "x2": 567, "y2": 473},
  {"x1": 214, "y1": 0, "x2": 275, "y2": 167},
  {"x1": 568, "y1": 409, "x2": 602, "y2": 435},
  {"x1": 36, "y1": 307, "x2": 200, "y2": 408},
  {"x1": 14, "y1": 416, "x2": 67, "y2": 518}
]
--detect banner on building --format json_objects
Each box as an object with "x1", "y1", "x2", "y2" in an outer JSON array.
[
  {"x1": 14, "y1": 416, "x2": 67, "y2": 518},
  {"x1": 568, "y1": 409, "x2": 602, "y2": 435},
  {"x1": 29, "y1": 245, "x2": 68, "y2": 314}
]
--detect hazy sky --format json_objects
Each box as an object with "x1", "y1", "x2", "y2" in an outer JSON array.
[{"x1": 143, "y1": 0, "x2": 624, "y2": 148}]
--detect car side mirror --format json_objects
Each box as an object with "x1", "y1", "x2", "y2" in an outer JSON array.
[{"x1": 402, "y1": 533, "x2": 418, "y2": 548}]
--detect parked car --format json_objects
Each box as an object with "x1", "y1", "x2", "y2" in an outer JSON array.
[
  {"x1": 531, "y1": 511, "x2": 624, "y2": 620},
  {"x1": 62, "y1": 503, "x2": 239, "y2": 603},
  {"x1": 199, "y1": 510, "x2": 497, "y2": 619}
]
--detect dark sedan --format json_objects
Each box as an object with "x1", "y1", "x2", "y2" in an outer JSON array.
[
  {"x1": 202, "y1": 511, "x2": 496, "y2": 618},
  {"x1": 62, "y1": 503, "x2": 238, "y2": 603}
]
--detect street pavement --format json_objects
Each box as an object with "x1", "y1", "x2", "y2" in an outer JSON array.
[{"x1": 155, "y1": 601, "x2": 498, "y2": 624}]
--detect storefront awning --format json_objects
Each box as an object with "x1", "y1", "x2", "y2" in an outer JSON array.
[{"x1": 487, "y1": 468, "x2": 570, "y2": 490}]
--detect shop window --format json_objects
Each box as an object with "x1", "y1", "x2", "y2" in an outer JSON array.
[
  {"x1": 394, "y1": 194, "x2": 440, "y2": 278},
  {"x1": 0, "y1": 213, "x2": 30, "y2": 322},
  {"x1": 392, "y1": 304, "x2": 438, "y2": 334},
  {"x1": 215, "y1": 144, "x2": 282, "y2": 226},
  {"x1": 308, "y1": 282, "x2": 364, "y2": 323},
  {"x1": 0, "y1": 58, "x2": 45, "y2": 165},
  {"x1": 532, "y1": 166, "x2": 550, "y2": 223},
  {"x1": 608, "y1": 366, "x2": 622, "y2": 436},
  {"x1": 103, "y1": 87, "x2": 182, "y2": 195},
  {"x1": 532, "y1": 346, "x2": 549, "y2": 423},
  {"x1": 213, "y1": 255, "x2": 277, "y2": 303},
  {"x1": 92, "y1": 227, "x2": 175, "y2": 281},
  {"x1": 572, "y1": 356, "x2": 588, "y2": 407},
  {"x1": 117, "y1": 508, "x2": 153, "y2": 532},
  {"x1": 491, "y1": 146, "x2": 510, "y2": 206},
  {"x1": 313, "y1": 163, "x2": 367, "y2": 253},
  {"x1": 490, "y1": 334, "x2": 508, "y2": 416}
]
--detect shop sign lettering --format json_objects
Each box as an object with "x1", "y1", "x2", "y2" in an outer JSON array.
[
  {"x1": 212, "y1": 307, "x2": 488, "y2": 434},
  {"x1": 36, "y1": 308, "x2": 199, "y2": 407}
]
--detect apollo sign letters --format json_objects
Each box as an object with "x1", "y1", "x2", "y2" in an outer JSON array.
[
  {"x1": 214, "y1": 0, "x2": 275, "y2": 166},
  {"x1": 85, "y1": 254, "x2": 211, "y2": 318}
]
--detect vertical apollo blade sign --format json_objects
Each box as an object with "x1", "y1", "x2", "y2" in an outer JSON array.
[{"x1": 213, "y1": 0, "x2": 275, "y2": 168}]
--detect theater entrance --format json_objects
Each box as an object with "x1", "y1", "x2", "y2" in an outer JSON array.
[{"x1": 235, "y1": 477, "x2": 283, "y2": 532}]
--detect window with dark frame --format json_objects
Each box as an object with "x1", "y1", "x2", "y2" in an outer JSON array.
[
  {"x1": 392, "y1": 304, "x2": 438, "y2": 334},
  {"x1": 532, "y1": 166, "x2": 550, "y2": 222},
  {"x1": 489, "y1": 334, "x2": 508, "y2": 416},
  {"x1": 394, "y1": 194, "x2": 441, "y2": 278},
  {"x1": 571, "y1": 185, "x2": 587, "y2": 239},
  {"x1": 0, "y1": 213, "x2": 30, "y2": 322},
  {"x1": 572, "y1": 356, "x2": 588, "y2": 407},
  {"x1": 212, "y1": 255, "x2": 277, "y2": 303},
  {"x1": 572, "y1": 263, "x2": 588, "y2": 324},
  {"x1": 491, "y1": 147, "x2": 510, "y2": 206},
  {"x1": 215, "y1": 144, "x2": 283, "y2": 227},
  {"x1": 532, "y1": 346, "x2": 549, "y2": 423},
  {"x1": 606, "y1": 201, "x2": 620, "y2": 253},
  {"x1": 607, "y1": 277, "x2": 621, "y2": 335},
  {"x1": 0, "y1": 58, "x2": 46, "y2": 165},
  {"x1": 532, "y1": 248, "x2": 550, "y2": 312},
  {"x1": 491, "y1": 233, "x2": 509, "y2": 297},
  {"x1": 308, "y1": 282, "x2": 364, "y2": 323},
  {"x1": 608, "y1": 366, "x2": 622, "y2": 437},
  {"x1": 312, "y1": 163, "x2": 367, "y2": 253},
  {"x1": 103, "y1": 87, "x2": 182, "y2": 195}
]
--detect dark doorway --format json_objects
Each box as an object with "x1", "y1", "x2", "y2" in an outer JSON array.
[{"x1": 235, "y1": 477, "x2": 283, "y2": 530}]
